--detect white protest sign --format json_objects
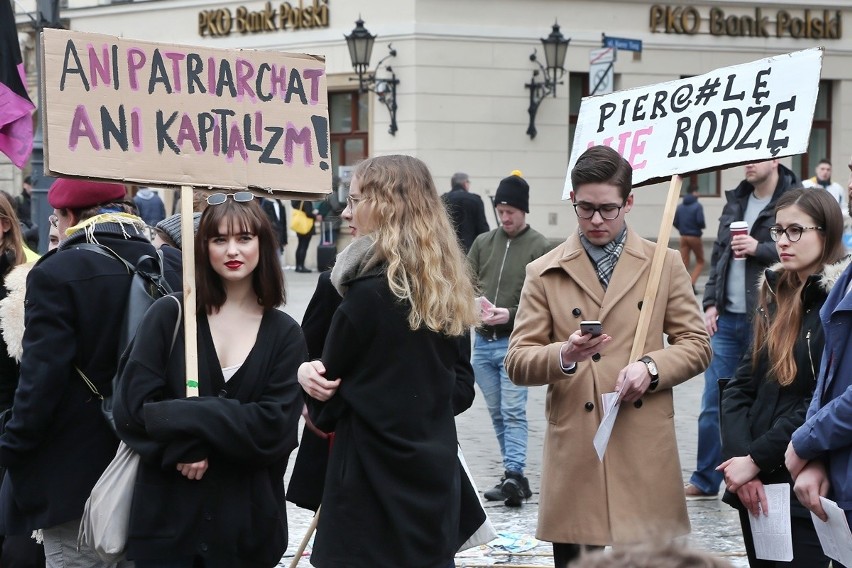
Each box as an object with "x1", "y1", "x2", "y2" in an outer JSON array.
[
  {"x1": 41, "y1": 28, "x2": 331, "y2": 199},
  {"x1": 563, "y1": 48, "x2": 822, "y2": 198}
]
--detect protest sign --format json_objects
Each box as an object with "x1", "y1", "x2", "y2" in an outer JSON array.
[
  {"x1": 40, "y1": 28, "x2": 331, "y2": 199},
  {"x1": 563, "y1": 48, "x2": 822, "y2": 198}
]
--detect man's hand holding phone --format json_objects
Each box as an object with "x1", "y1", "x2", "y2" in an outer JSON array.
[
  {"x1": 477, "y1": 296, "x2": 509, "y2": 326},
  {"x1": 560, "y1": 321, "x2": 611, "y2": 368}
]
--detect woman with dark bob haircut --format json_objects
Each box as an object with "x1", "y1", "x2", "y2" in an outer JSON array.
[{"x1": 114, "y1": 193, "x2": 307, "y2": 568}]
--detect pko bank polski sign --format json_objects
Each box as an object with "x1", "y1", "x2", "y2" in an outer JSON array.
[{"x1": 562, "y1": 48, "x2": 822, "y2": 198}]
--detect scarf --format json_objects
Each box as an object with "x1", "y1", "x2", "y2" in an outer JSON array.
[
  {"x1": 330, "y1": 235, "x2": 381, "y2": 296},
  {"x1": 579, "y1": 227, "x2": 627, "y2": 290},
  {"x1": 62, "y1": 211, "x2": 148, "y2": 244}
]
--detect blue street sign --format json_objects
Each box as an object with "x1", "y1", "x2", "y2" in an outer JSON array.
[{"x1": 603, "y1": 36, "x2": 643, "y2": 52}]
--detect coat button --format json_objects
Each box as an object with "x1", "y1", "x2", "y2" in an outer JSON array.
[
  {"x1": 633, "y1": 399, "x2": 643, "y2": 409},
  {"x1": 572, "y1": 308, "x2": 582, "y2": 317},
  {"x1": 200, "y1": 543, "x2": 208, "y2": 552},
  {"x1": 592, "y1": 353, "x2": 601, "y2": 362},
  {"x1": 585, "y1": 402, "x2": 594, "y2": 411}
]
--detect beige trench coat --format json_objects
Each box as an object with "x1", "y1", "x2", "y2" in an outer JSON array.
[{"x1": 505, "y1": 229, "x2": 710, "y2": 546}]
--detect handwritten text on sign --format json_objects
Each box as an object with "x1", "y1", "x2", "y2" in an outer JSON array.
[
  {"x1": 563, "y1": 48, "x2": 822, "y2": 198},
  {"x1": 42, "y1": 28, "x2": 330, "y2": 195}
]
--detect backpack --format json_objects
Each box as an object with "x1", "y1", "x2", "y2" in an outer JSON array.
[{"x1": 72, "y1": 243, "x2": 174, "y2": 431}]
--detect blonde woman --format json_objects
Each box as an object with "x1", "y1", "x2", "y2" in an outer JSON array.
[{"x1": 298, "y1": 155, "x2": 479, "y2": 568}]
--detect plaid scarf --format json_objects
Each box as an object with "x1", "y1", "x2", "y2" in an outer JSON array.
[{"x1": 579, "y1": 227, "x2": 627, "y2": 290}]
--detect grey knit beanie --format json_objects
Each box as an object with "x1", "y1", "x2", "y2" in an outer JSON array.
[{"x1": 156, "y1": 212, "x2": 201, "y2": 249}]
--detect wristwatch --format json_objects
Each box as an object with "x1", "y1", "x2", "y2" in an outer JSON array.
[{"x1": 640, "y1": 356, "x2": 659, "y2": 391}]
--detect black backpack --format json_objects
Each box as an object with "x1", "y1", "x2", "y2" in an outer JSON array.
[{"x1": 73, "y1": 243, "x2": 174, "y2": 430}]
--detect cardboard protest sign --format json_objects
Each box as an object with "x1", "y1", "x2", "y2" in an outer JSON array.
[
  {"x1": 41, "y1": 28, "x2": 330, "y2": 199},
  {"x1": 563, "y1": 48, "x2": 822, "y2": 198}
]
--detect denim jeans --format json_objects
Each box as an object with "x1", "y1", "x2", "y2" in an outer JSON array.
[
  {"x1": 472, "y1": 334, "x2": 528, "y2": 474},
  {"x1": 42, "y1": 518, "x2": 132, "y2": 568},
  {"x1": 689, "y1": 311, "x2": 751, "y2": 495}
]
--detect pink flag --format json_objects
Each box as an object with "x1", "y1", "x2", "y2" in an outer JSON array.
[{"x1": 0, "y1": 2, "x2": 35, "y2": 169}]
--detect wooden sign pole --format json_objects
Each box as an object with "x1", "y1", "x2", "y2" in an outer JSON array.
[
  {"x1": 629, "y1": 175, "x2": 683, "y2": 362},
  {"x1": 180, "y1": 185, "x2": 199, "y2": 397}
]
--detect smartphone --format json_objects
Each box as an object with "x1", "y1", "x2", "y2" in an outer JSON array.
[{"x1": 580, "y1": 320, "x2": 603, "y2": 337}]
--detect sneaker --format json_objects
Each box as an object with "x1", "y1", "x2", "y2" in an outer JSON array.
[
  {"x1": 502, "y1": 471, "x2": 529, "y2": 507},
  {"x1": 483, "y1": 477, "x2": 505, "y2": 501},
  {"x1": 684, "y1": 482, "x2": 718, "y2": 500},
  {"x1": 519, "y1": 475, "x2": 533, "y2": 499}
]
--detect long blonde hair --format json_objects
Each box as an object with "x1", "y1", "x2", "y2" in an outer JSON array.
[{"x1": 354, "y1": 155, "x2": 479, "y2": 336}]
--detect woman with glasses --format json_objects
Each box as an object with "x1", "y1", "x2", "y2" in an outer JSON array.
[
  {"x1": 113, "y1": 192, "x2": 306, "y2": 568},
  {"x1": 290, "y1": 199, "x2": 320, "y2": 273},
  {"x1": 718, "y1": 188, "x2": 847, "y2": 567},
  {"x1": 297, "y1": 155, "x2": 479, "y2": 567}
]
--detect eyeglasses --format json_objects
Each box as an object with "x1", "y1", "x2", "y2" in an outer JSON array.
[
  {"x1": 573, "y1": 201, "x2": 626, "y2": 220},
  {"x1": 206, "y1": 192, "x2": 254, "y2": 206},
  {"x1": 769, "y1": 225, "x2": 823, "y2": 243},
  {"x1": 346, "y1": 195, "x2": 362, "y2": 210},
  {"x1": 49, "y1": 214, "x2": 58, "y2": 228}
]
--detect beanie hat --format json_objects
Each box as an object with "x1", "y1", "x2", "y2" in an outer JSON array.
[
  {"x1": 494, "y1": 169, "x2": 529, "y2": 213},
  {"x1": 156, "y1": 212, "x2": 202, "y2": 250},
  {"x1": 48, "y1": 178, "x2": 127, "y2": 209}
]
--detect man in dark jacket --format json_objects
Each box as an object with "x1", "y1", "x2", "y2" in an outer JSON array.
[
  {"x1": 0, "y1": 178, "x2": 181, "y2": 566},
  {"x1": 443, "y1": 172, "x2": 490, "y2": 253},
  {"x1": 685, "y1": 160, "x2": 797, "y2": 500},
  {"x1": 673, "y1": 187, "x2": 705, "y2": 290}
]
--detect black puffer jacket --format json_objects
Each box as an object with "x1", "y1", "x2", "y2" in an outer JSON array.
[
  {"x1": 721, "y1": 256, "x2": 851, "y2": 518},
  {"x1": 702, "y1": 164, "x2": 798, "y2": 316}
]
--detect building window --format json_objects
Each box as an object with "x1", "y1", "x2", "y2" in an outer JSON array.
[
  {"x1": 568, "y1": 72, "x2": 589, "y2": 154},
  {"x1": 792, "y1": 80, "x2": 831, "y2": 183},
  {"x1": 329, "y1": 91, "x2": 368, "y2": 177}
]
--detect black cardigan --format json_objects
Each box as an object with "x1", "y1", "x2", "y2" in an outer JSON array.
[{"x1": 113, "y1": 295, "x2": 306, "y2": 567}]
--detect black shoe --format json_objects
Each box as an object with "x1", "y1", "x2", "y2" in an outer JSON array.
[
  {"x1": 483, "y1": 479, "x2": 505, "y2": 501},
  {"x1": 519, "y1": 475, "x2": 533, "y2": 499},
  {"x1": 502, "y1": 470, "x2": 529, "y2": 507}
]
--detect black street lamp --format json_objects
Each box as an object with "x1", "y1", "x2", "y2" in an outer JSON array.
[
  {"x1": 344, "y1": 18, "x2": 400, "y2": 136},
  {"x1": 30, "y1": 0, "x2": 63, "y2": 253},
  {"x1": 525, "y1": 22, "x2": 570, "y2": 139}
]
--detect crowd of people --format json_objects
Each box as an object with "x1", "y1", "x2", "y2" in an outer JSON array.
[{"x1": 0, "y1": 146, "x2": 850, "y2": 568}]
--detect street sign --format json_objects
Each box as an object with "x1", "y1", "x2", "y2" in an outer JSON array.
[
  {"x1": 603, "y1": 35, "x2": 643, "y2": 53},
  {"x1": 589, "y1": 48, "x2": 615, "y2": 96}
]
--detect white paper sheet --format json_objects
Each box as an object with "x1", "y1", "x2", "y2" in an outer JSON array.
[
  {"x1": 593, "y1": 391, "x2": 620, "y2": 461},
  {"x1": 747, "y1": 483, "x2": 793, "y2": 561},
  {"x1": 811, "y1": 496, "x2": 852, "y2": 566}
]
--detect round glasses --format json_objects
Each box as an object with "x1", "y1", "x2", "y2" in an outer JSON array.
[
  {"x1": 573, "y1": 201, "x2": 626, "y2": 220},
  {"x1": 769, "y1": 225, "x2": 823, "y2": 243},
  {"x1": 206, "y1": 192, "x2": 254, "y2": 206},
  {"x1": 346, "y1": 195, "x2": 362, "y2": 210}
]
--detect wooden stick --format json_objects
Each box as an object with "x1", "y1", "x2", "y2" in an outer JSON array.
[
  {"x1": 629, "y1": 175, "x2": 683, "y2": 361},
  {"x1": 180, "y1": 185, "x2": 199, "y2": 397},
  {"x1": 288, "y1": 506, "x2": 320, "y2": 568}
]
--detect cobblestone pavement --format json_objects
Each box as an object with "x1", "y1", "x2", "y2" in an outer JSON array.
[{"x1": 277, "y1": 270, "x2": 748, "y2": 567}]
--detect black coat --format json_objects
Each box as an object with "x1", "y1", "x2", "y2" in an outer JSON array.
[
  {"x1": 702, "y1": 164, "x2": 798, "y2": 316},
  {"x1": 113, "y1": 295, "x2": 305, "y2": 567},
  {"x1": 287, "y1": 271, "x2": 477, "y2": 517},
  {"x1": 720, "y1": 261, "x2": 844, "y2": 517},
  {"x1": 441, "y1": 186, "x2": 490, "y2": 254},
  {"x1": 0, "y1": 224, "x2": 181, "y2": 534},
  {"x1": 261, "y1": 199, "x2": 288, "y2": 249},
  {"x1": 308, "y1": 271, "x2": 474, "y2": 568}
]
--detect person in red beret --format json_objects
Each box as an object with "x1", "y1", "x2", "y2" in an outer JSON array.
[{"x1": 0, "y1": 177, "x2": 182, "y2": 567}]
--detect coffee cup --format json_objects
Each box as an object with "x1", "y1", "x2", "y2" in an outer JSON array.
[{"x1": 730, "y1": 221, "x2": 749, "y2": 260}]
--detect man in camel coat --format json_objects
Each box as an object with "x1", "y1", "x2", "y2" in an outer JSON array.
[{"x1": 505, "y1": 145, "x2": 711, "y2": 568}]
